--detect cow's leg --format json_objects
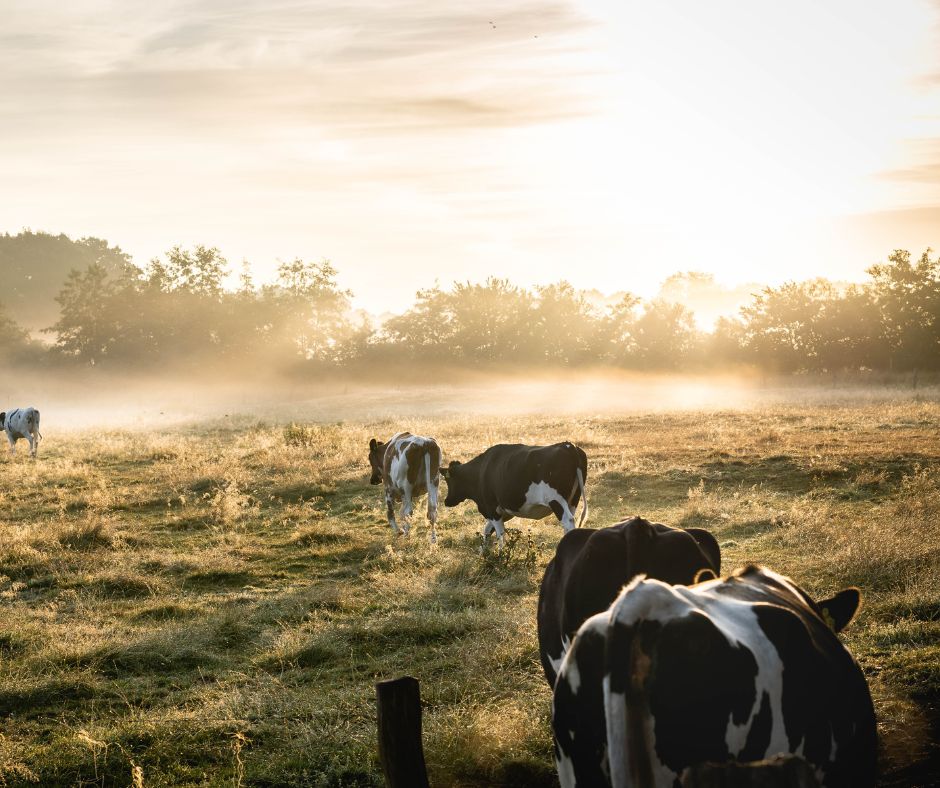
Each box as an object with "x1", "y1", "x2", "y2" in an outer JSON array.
[
  {"x1": 481, "y1": 519, "x2": 494, "y2": 548},
  {"x1": 27, "y1": 436, "x2": 36, "y2": 457},
  {"x1": 400, "y1": 483, "x2": 413, "y2": 537},
  {"x1": 550, "y1": 500, "x2": 577, "y2": 532},
  {"x1": 426, "y1": 482, "x2": 438, "y2": 545},
  {"x1": 385, "y1": 487, "x2": 400, "y2": 535},
  {"x1": 483, "y1": 518, "x2": 505, "y2": 549},
  {"x1": 7, "y1": 435, "x2": 16, "y2": 455}
]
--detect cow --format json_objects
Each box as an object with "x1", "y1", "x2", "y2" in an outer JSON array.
[
  {"x1": 537, "y1": 516, "x2": 720, "y2": 688},
  {"x1": 368, "y1": 432, "x2": 443, "y2": 544},
  {"x1": 441, "y1": 441, "x2": 588, "y2": 548},
  {"x1": 552, "y1": 565, "x2": 876, "y2": 788},
  {"x1": 0, "y1": 408, "x2": 41, "y2": 457}
]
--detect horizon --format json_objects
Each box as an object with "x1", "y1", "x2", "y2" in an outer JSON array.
[{"x1": 3, "y1": 1, "x2": 940, "y2": 314}]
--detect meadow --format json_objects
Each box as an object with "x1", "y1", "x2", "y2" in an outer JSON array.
[{"x1": 0, "y1": 390, "x2": 938, "y2": 786}]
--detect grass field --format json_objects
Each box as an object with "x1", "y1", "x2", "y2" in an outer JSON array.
[{"x1": 0, "y1": 394, "x2": 938, "y2": 786}]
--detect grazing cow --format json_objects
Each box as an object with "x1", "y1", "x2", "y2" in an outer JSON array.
[
  {"x1": 0, "y1": 408, "x2": 41, "y2": 457},
  {"x1": 537, "y1": 516, "x2": 720, "y2": 688},
  {"x1": 368, "y1": 432, "x2": 443, "y2": 544},
  {"x1": 552, "y1": 565, "x2": 876, "y2": 788},
  {"x1": 441, "y1": 441, "x2": 588, "y2": 547}
]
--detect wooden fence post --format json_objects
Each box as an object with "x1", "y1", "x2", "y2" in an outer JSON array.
[{"x1": 376, "y1": 676, "x2": 430, "y2": 788}]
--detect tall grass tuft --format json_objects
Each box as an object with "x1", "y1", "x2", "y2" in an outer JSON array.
[{"x1": 56, "y1": 519, "x2": 114, "y2": 550}]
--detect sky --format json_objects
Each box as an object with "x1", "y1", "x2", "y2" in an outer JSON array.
[{"x1": 2, "y1": 0, "x2": 939, "y2": 312}]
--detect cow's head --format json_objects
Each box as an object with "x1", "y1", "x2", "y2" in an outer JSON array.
[
  {"x1": 368, "y1": 438, "x2": 386, "y2": 485},
  {"x1": 441, "y1": 460, "x2": 465, "y2": 506},
  {"x1": 0, "y1": 412, "x2": 5, "y2": 429}
]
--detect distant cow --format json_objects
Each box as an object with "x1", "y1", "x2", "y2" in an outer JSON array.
[
  {"x1": 441, "y1": 442, "x2": 588, "y2": 547},
  {"x1": 369, "y1": 432, "x2": 443, "y2": 544},
  {"x1": 552, "y1": 565, "x2": 876, "y2": 788},
  {"x1": 0, "y1": 408, "x2": 41, "y2": 457},
  {"x1": 537, "y1": 517, "x2": 720, "y2": 687}
]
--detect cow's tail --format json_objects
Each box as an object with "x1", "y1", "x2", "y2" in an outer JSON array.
[
  {"x1": 576, "y1": 466, "x2": 588, "y2": 527},
  {"x1": 425, "y1": 452, "x2": 433, "y2": 502},
  {"x1": 425, "y1": 449, "x2": 440, "y2": 544},
  {"x1": 28, "y1": 410, "x2": 42, "y2": 443},
  {"x1": 604, "y1": 597, "x2": 654, "y2": 788}
]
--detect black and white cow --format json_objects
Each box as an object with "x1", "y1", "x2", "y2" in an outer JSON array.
[
  {"x1": 368, "y1": 432, "x2": 443, "y2": 544},
  {"x1": 0, "y1": 407, "x2": 41, "y2": 457},
  {"x1": 552, "y1": 565, "x2": 876, "y2": 788},
  {"x1": 537, "y1": 517, "x2": 720, "y2": 688},
  {"x1": 441, "y1": 442, "x2": 588, "y2": 547}
]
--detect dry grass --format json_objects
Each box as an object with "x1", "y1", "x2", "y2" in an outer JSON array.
[{"x1": 0, "y1": 396, "x2": 938, "y2": 786}]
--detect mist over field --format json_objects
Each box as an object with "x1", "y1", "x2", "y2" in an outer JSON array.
[{"x1": 4, "y1": 364, "x2": 938, "y2": 433}]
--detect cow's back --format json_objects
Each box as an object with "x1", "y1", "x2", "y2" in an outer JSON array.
[
  {"x1": 539, "y1": 518, "x2": 721, "y2": 688},
  {"x1": 554, "y1": 571, "x2": 876, "y2": 788},
  {"x1": 384, "y1": 433, "x2": 441, "y2": 495},
  {"x1": 478, "y1": 442, "x2": 585, "y2": 503}
]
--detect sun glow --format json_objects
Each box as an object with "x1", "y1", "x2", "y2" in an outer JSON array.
[{"x1": 1, "y1": 1, "x2": 938, "y2": 310}]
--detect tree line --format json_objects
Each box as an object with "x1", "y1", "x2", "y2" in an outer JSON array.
[{"x1": 1, "y1": 233, "x2": 937, "y2": 375}]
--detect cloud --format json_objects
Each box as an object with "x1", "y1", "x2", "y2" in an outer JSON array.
[
  {"x1": 881, "y1": 140, "x2": 940, "y2": 184},
  {"x1": 0, "y1": 1, "x2": 596, "y2": 145}
]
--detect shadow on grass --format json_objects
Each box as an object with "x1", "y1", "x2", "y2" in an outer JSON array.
[
  {"x1": 0, "y1": 676, "x2": 99, "y2": 718},
  {"x1": 597, "y1": 453, "x2": 938, "y2": 506}
]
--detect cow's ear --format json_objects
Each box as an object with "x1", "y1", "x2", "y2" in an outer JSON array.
[
  {"x1": 369, "y1": 438, "x2": 377, "y2": 451},
  {"x1": 817, "y1": 588, "x2": 861, "y2": 633}
]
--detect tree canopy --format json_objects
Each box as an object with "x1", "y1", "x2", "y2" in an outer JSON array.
[{"x1": 1, "y1": 231, "x2": 936, "y2": 376}]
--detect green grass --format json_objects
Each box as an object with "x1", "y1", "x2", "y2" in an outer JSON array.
[{"x1": 0, "y1": 400, "x2": 938, "y2": 786}]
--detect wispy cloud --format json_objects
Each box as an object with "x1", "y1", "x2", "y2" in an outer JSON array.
[
  {"x1": 0, "y1": 1, "x2": 595, "y2": 142},
  {"x1": 882, "y1": 140, "x2": 940, "y2": 184}
]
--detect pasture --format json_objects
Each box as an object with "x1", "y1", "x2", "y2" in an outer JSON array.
[{"x1": 0, "y1": 394, "x2": 938, "y2": 786}]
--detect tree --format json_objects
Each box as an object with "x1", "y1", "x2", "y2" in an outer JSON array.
[
  {"x1": 866, "y1": 249, "x2": 940, "y2": 370},
  {"x1": 531, "y1": 282, "x2": 602, "y2": 364},
  {"x1": 48, "y1": 264, "x2": 119, "y2": 363},
  {"x1": 738, "y1": 280, "x2": 837, "y2": 372},
  {"x1": 443, "y1": 279, "x2": 534, "y2": 362},
  {"x1": 0, "y1": 301, "x2": 35, "y2": 363},
  {"x1": 266, "y1": 259, "x2": 354, "y2": 361},
  {"x1": 0, "y1": 231, "x2": 132, "y2": 329},
  {"x1": 602, "y1": 293, "x2": 642, "y2": 364},
  {"x1": 629, "y1": 300, "x2": 700, "y2": 369},
  {"x1": 147, "y1": 245, "x2": 228, "y2": 298}
]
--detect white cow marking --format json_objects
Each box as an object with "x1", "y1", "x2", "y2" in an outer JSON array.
[{"x1": 499, "y1": 480, "x2": 577, "y2": 531}]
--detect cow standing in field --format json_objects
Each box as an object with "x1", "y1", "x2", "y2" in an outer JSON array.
[
  {"x1": 552, "y1": 564, "x2": 876, "y2": 788},
  {"x1": 0, "y1": 408, "x2": 41, "y2": 457},
  {"x1": 369, "y1": 432, "x2": 443, "y2": 544},
  {"x1": 441, "y1": 442, "x2": 588, "y2": 547},
  {"x1": 537, "y1": 516, "x2": 720, "y2": 688}
]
